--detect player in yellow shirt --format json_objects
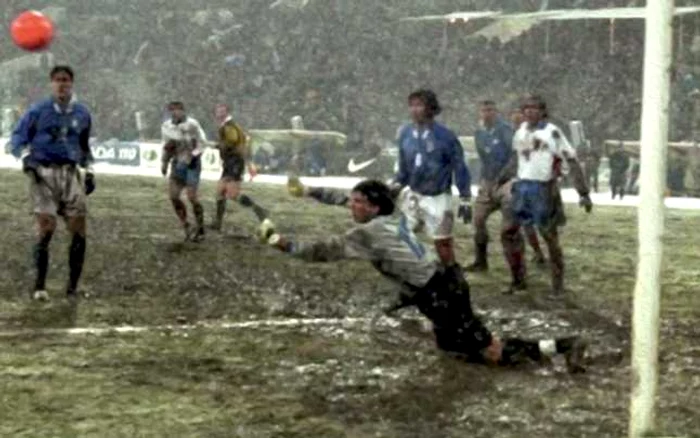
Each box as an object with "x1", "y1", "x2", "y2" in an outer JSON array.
[{"x1": 210, "y1": 103, "x2": 268, "y2": 230}]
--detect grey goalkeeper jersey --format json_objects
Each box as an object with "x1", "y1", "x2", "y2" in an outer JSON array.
[{"x1": 291, "y1": 215, "x2": 439, "y2": 289}]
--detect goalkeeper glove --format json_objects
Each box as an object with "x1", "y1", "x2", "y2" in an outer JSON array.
[
  {"x1": 258, "y1": 218, "x2": 277, "y2": 244},
  {"x1": 84, "y1": 172, "x2": 96, "y2": 196},
  {"x1": 21, "y1": 151, "x2": 41, "y2": 183},
  {"x1": 457, "y1": 197, "x2": 472, "y2": 224},
  {"x1": 287, "y1": 175, "x2": 306, "y2": 197}
]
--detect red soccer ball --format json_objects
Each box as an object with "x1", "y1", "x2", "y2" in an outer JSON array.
[{"x1": 10, "y1": 11, "x2": 55, "y2": 52}]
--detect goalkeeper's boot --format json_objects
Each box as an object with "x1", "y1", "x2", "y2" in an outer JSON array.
[{"x1": 561, "y1": 336, "x2": 588, "y2": 374}]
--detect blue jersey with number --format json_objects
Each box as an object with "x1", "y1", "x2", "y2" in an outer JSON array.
[{"x1": 395, "y1": 122, "x2": 471, "y2": 198}]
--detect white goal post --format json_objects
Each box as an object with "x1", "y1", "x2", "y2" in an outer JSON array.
[{"x1": 628, "y1": 1, "x2": 673, "y2": 437}]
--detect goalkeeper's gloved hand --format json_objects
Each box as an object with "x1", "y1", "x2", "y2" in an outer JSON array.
[
  {"x1": 579, "y1": 194, "x2": 593, "y2": 213},
  {"x1": 287, "y1": 175, "x2": 306, "y2": 197},
  {"x1": 457, "y1": 197, "x2": 472, "y2": 224},
  {"x1": 258, "y1": 218, "x2": 277, "y2": 244},
  {"x1": 387, "y1": 180, "x2": 404, "y2": 201},
  {"x1": 21, "y1": 151, "x2": 41, "y2": 183},
  {"x1": 161, "y1": 162, "x2": 169, "y2": 177},
  {"x1": 84, "y1": 172, "x2": 96, "y2": 196}
]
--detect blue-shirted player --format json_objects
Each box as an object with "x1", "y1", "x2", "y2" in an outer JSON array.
[
  {"x1": 467, "y1": 101, "x2": 546, "y2": 279},
  {"x1": 11, "y1": 65, "x2": 95, "y2": 301},
  {"x1": 392, "y1": 89, "x2": 472, "y2": 267}
]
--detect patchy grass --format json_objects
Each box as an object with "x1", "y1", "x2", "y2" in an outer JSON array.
[{"x1": 0, "y1": 170, "x2": 698, "y2": 438}]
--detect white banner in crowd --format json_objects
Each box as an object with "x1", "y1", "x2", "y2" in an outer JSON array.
[{"x1": 1, "y1": 137, "x2": 700, "y2": 210}]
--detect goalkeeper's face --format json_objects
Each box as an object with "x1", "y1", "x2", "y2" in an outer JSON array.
[{"x1": 349, "y1": 191, "x2": 379, "y2": 224}]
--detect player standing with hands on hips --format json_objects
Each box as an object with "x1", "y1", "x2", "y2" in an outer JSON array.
[
  {"x1": 391, "y1": 89, "x2": 472, "y2": 268},
  {"x1": 161, "y1": 101, "x2": 208, "y2": 242},
  {"x1": 11, "y1": 65, "x2": 95, "y2": 301}
]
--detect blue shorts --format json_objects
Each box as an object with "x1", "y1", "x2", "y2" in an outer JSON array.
[
  {"x1": 512, "y1": 180, "x2": 556, "y2": 228},
  {"x1": 170, "y1": 157, "x2": 201, "y2": 188}
]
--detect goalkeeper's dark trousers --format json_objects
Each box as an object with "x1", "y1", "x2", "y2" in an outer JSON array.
[{"x1": 408, "y1": 265, "x2": 542, "y2": 365}]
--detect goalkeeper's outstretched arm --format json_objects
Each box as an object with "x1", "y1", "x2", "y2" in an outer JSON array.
[
  {"x1": 287, "y1": 175, "x2": 350, "y2": 206},
  {"x1": 259, "y1": 219, "x2": 374, "y2": 262},
  {"x1": 287, "y1": 176, "x2": 403, "y2": 207}
]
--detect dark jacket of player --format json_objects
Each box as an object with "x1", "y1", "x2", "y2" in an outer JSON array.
[
  {"x1": 395, "y1": 122, "x2": 471, "y2": 198},
  {"x1": 11, "y1": 97, "x2": 93, "y2": 167},
  {"x1": 474, "y1": 118, "x2": 513, "y2": 182}
]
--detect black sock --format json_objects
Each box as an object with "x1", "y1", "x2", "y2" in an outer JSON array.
[
  {"x1": 215, "y1": 199, "x2": 226, "y2": 225},
  {"x1": 33, "y1": 232, "x2": 53, "y2": 291},
  {"x1": 238, "y1": 194, "x2": 268, "y2": 221},
  {"x1": 68, "y1": 233, "x2": 86, "y2": 293},
  {"x1": 555, "y1": 337, "x2": 577, "y2": 354},
  {"x1": 193, "y1": 202, "x2": 204, "y2": 228}
]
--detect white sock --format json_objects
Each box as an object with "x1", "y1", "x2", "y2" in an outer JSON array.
[{"x1": 538, "y1": 339, "x2": 557, "y2": 356}]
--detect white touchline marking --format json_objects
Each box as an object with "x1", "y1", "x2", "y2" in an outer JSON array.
[{"x1": 0, "y1": 317, "x2": 385, "y2": 339}]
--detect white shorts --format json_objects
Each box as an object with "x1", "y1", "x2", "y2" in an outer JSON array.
[
  {"x1": 399, "y1": 189, "x2": 454, "y2": 240},
  {"x1": 29, "y1": 165, "x2": 86, "y2": 217}
]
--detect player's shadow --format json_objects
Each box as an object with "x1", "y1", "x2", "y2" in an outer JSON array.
[{"x1": 161, "y1": 241, "x2": 208, "y2": 253}]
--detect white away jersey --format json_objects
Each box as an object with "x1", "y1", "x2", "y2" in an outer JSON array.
[
  {"x1": 161, "y1": 116, "x2": 208, "y2": 164},
  {"x1": 513, "y1": 122, "x2": 576, "y2": 181},
  {"x1": 161, "y1": 116, "x2": 208, "y2": 145}
]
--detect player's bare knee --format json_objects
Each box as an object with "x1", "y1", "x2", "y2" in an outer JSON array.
[
  {"x1": 35, "y1": 214, "x2": 57, "y2": 236},
  {"x1": 67, "y1": 215, "x2": 87, "y2": 236},
  {"x1": 500, "y1": 225, "x2": 519, "y2": 241},
  {"x1": 185, "y1": 189, "x2": 198, "y2": 203}
]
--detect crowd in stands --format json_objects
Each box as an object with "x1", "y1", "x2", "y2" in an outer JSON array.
[{"x1": 2, "y1": 0, "x2": 700, "y2": 192}]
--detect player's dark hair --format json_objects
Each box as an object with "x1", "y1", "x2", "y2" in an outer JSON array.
[
  {"x1": 521, "y1": 95, "x2": 548, "y2": 119},
  {"x1": 408, "y1": 89, "x2": 442, "y2": 117},
  {"x1": 168, "y1": 101, "x2": 185, "y2": 110},
  {"x1": 480, "y1": 100, "x2": 496, "y2": 107},
  {"x1": 352, "y1": 179, "x2": 395, "y2": 216},
  {"x1": 50, "y1": 65, "x2": 74, "y2": 80}
]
